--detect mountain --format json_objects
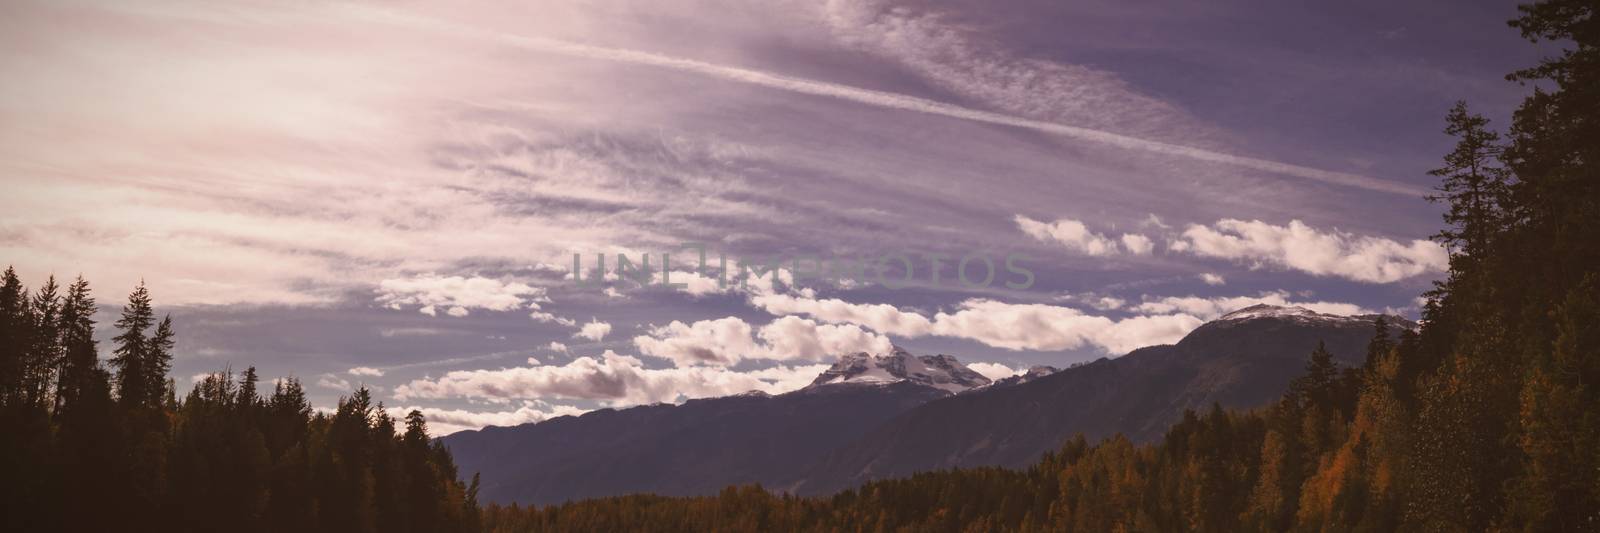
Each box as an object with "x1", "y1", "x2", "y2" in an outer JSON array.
[
  {"x1": 442, "y1": 305, "x2": 1410, "y2": 504},
  {"x1": 786, "y1": 305, "x2": 1412, "y2": 495},
  {"x1": 987, "y1": 365, "x2": 1060, "y2": 389},
  {"x1": 442, "y1": 349, "x2": 984, "y2": 505},
  {"x1": 809, "y1": 347, "x2": 993, "y2": 392}
]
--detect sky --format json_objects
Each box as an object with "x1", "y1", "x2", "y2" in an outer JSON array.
[{"x1": 0, "y1": 0, "x2": 1548, "y2": 434}]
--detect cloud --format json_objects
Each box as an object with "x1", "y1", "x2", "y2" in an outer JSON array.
[
  {"x1": 1092, "y1": 296, "x2": 1126, "y2": 311},
  {"x1": 966, "y1": 362, "x2": 1023, "y2": 381},
  {"x1": 378, "y1": 327, "x2": 453, "y2": 337},
  {"x1": 546, "y1": 341, "x2": 569, "y2": 353},
  {"x1": 751, "y1": 292, "x2": 934, "y2": 337},
  {"x1": 1169, "y1": 219, "x2": 1446, "y2": 283},
  {"x1": 395, "y1": 1, "x2": 1422, "y2": 196},
  {"x1": 632, "y1": 317, "x2": 757, "y2": 367},
  {"x1": 632, "y1": 315, "x2": 891, "y2": 367},
  {"x1": 1132, "y1": 290, "x2": 1372, "y2": 319},
  {"x1": 529, "y1": 311, "x2": 578, "y2": 327},
  {"x1": 929, "y1": 299, "x2": 1203, "y2": 354},
  {"x1": 667, "y1": 269, "x2": 734, "y2": 297},
  {"x1": 573, "y1": 319, "x2": 613, "y2": 342},
  {"x1": 751, "y1": 290, "x2": 1199, "y2": 354},
  {"x1": 1199, "y1": 273, "x2": 1227, "y2": 286},
  {"x1": 1120, "y1": 234, "x2": 1156, "y2": 255},
  {"x1": 394, "y1": 401, "x2": 589, "y2": 436},
  {"x1": 348, "y1": 366, "x2": 385, "y2": 377},
  {"x1": 377, "y1": 274, "x2": 545, "y2": 316},
  {"x1": 392, "y1": 350, "x2": 829, "y2": 406},
  {"x1": 316, "y1": 375, "x2": 352, "y2": 391},
  {"x1": 1014, "y1": 215, "x2": 1127, "y2": 257},
  {"x1": 756, "y1": 316, "x2": 893, "y2": 361}
]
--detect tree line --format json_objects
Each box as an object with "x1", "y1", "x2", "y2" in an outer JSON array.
[
  {"x1": 0, "y1": 273, "x2": 481, "y2": 532},
  {"x1": 481, "y1": 1, "x2": 1599, "y2": 531}
]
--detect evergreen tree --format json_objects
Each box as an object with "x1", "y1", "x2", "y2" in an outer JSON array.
[
  {"x1": 110, "y1": 281, "x2": 155, "y2": 408},
  {"x1": 0, "y1": 266, "x2": 28, "y2": 406},
  {"x1": 1427, "y1": 101, "x2": 1512, "y2": 260},
  {"x1": 53, "y1": 276, "x2": 97, "y2": 415}
]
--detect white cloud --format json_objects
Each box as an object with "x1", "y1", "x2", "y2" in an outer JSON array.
[
  {"x1": 633, "y1": 317, "x2": 758, "y2": 367},
  {"x1": 1169, "y1": 219, "x2": 1447, "y2": 283},
  {"x1": 395, "y1": 401, "x2": 589, "y2": 436},
  {"x1": 1133, "y1": 290, "x2": 1372, "y2": 319},
  {"x1": 526, "y1": 356, "x2": 542, "y2": 365},
  {"x1": 750, "y1": 292, "x2": 934, "y2": 337},
  {"x1": 530, "y1": 311, "x2": 578, "y2": 327},
  {"x1": 666, "y1": 269, "x2": 732, "y2": 297},
  {"x1": 1093, "y1": 296, "x2": 1126, "y2": 310},
  {"x1": 348, "y1": 366, "x2": 385, "y2": 377},
  {"x1": 751, "y1": 290, "x2": 1200, "y2": 354},
  {"x1": 316, "y1": 375, "x2": 352, "y2": 391},
  {"x1": 573, "y1": 319, "x2": 613, "y2": 342},
  {"x1": 929, "y1": 299, "x2": 1203, "y2": 354},
  {"x1": 756, "y1": 316, "x2": 893, "y2": 362},
  {"x1": 1120, "y1": 233, "x2": 1155, "y2": 255},
  {"x1": 392, "y1": 350, "x2": 829, "y2": 406},
  {"x1": 377, "y1": 274, "x2": 545, "y2": 316},
  {"x1": 1199, "y1": 273, "x2": 1227, "y2": 286},
  {"x1": 967, "y1": 362, "x2": 1023, "y2": 381},
  {"x1": 1014, "y1": 215, "x2": 1126, "y2": 257},
  {"x1": 632, "y1": 315, "x2": 891, "y2": 367},
  {"x1": 546, "y1": 341, "x2": 569, "y2": 353}
]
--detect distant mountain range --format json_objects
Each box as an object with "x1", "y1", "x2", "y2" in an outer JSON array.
[{"x1": 441, "y1": 305, "x2": 1413, "y2": 505}]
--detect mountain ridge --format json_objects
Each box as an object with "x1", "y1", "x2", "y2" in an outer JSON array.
[{"x1": 442, "y1": 305, "x2": 1413, "y2": 504}]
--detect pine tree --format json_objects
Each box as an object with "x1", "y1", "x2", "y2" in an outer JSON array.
[
  {"x1": 25, "y1": 275, "x2": 61, "y2": 408},
  {"x1": 110, "y1": 281, "x2": 155, "y2": 408},
  {"x1": 1427, "y1": 101, "x2": 1511, "y2": 260},
  {"x1": 53, "y1": 276, "x2": 98, "y2": 415},
  {"x1": 145, "y1": 314, "x2": 175, "y2": 407},
  {"x1": 0, "y1": 266, "x2": 28, "y2": 406}
]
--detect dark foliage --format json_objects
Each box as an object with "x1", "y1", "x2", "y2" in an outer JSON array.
[{"x1": 0, "y1": 273, "x2": 481, "y2": 533}]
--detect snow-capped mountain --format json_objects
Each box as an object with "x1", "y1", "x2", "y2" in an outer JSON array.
[
  {"x1": 988, "y1": 365, "x2": 1061, "y2": 389},
  {"x1": 1215, "y1": 304, "x2": 1417, "y2": 329},
  {"x1": 809, "y1": 347, "x2": 993, "y2": 393},
  {"x1": 793, "y1": 304, "x2": 1413, "y2": 495},
  {"x1": 444, "y1": 304, "x2": 1412, "y2": 504}
]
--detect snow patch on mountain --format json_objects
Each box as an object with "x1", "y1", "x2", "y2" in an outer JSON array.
[
  {"x1": 1217, "y1": 304, "x2": 1415, "y2": 329},
  {"x1": 809, "y1": 347, "x2": 992, "y2": 393}
]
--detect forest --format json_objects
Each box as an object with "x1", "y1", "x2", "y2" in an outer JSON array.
[
  {"x1": 4, "y1": 0, "x2": 1596, "y2": 531},
  {"x1": 0, "y1": 275, "x2": 482, "y2": 531}
]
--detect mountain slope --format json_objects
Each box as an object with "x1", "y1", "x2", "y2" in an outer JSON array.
[
  {"x1": 445, "y1": 305, "x2": 1409, "y2": 503},
  {"x1": 442, "y1": 349, "x2": 985, "y2": 505},
  {"x1": 788, "y1": 305, "x2": 1411, "y2": 495}
]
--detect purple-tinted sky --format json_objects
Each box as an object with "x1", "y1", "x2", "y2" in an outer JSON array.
[{"x1": 0, "y1": 0, "x2": 1546, "y2": 433}]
